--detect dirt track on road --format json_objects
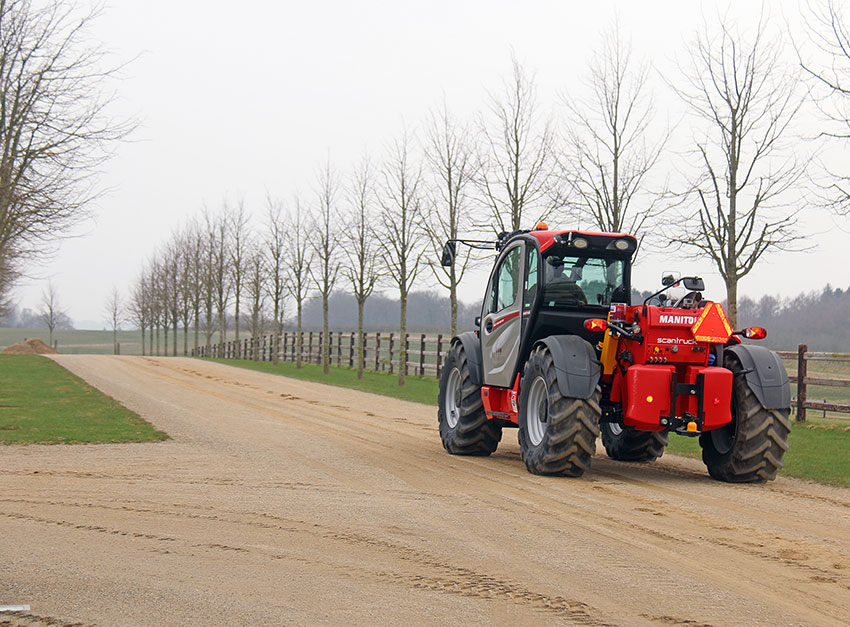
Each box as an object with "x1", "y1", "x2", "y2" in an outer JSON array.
[{"x1": 2, "y1": 356, "x2": 849, "y2": 626}]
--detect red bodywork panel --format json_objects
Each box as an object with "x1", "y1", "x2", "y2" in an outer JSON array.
[
  {"x1": 621, "y1": 365, "x2": 732, "y2": 430},
  {"x1": 611, "y1": 304, "x2": 734, "y2": 431},
  {"x1": 482, "y1": 374, "x2": 520, "y2": 424}
]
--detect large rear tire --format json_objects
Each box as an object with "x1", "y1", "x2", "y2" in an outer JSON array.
[
  {"x1": 699, "y1": 353, "x2": 791, "y2": 482},
  {"x1": 438, "y1": 342, "x2": 502, "y2": 455},
  {"x1": 518, "y1": 345, "x2": 600, "y2": 477},
  {"x1": 601, "y1": 423, "x2": 668, "y2": 462}
]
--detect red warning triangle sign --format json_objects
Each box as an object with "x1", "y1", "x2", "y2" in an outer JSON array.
[{"x1": 691, "y1": 302, "x2": 733, "y2": 343}]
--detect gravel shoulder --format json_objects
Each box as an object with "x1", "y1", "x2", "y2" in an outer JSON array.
[{"x1": 1, "y1": 355, "x2": 848, "y2": 626}]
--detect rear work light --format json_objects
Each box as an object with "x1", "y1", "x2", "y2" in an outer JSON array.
[
  {"x1": 743, "y1": 327, "x2": 767, "y2": 340},
  {"x1": 572, "y1": 237, "x2": 589, "y2": 249},
  {"x1": 584, "y1": 318, "x2": 608, "y2": 332}
]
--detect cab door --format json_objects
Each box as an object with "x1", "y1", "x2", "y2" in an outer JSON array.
[{"x1": 481, "y1": 242, "x2": 525, "y2": 388}]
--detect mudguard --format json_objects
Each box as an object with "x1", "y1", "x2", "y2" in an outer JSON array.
[
  {"x1": 454, "y1": 332, "x2": 483, "y2": 388},
  {"x1": 727, "y1": 344, "x2": 791, "y2": 409},
  {"x1": 537, "y1": 335, "x2": 601, "y2": 400}
]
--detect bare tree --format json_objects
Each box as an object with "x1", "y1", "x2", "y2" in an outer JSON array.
[
  {"x1": 0, "y1": 0, "x2": 132, "y2": 303},
  {"x1": 560, "y1": 23, "x2": 667, "y2": 249},
  {"x1": 265, "y1": 198, "x2": 288, "y2": 364},
  {"x1": 343, "y1": 155, "x2": 380, "y2": 379},
  {"x1": 243, "y1": 244, "x2": 266, "y2": 361},
  {"x1": 228, "y1": 201, "x2": 249, "y2": 343},
  {"x1": 477, "y1": 54, "x2": 560, "y2": 232},
  {"x1": 377, "y1": 128, "x2": 425, "y2": 386},
  {"x1": 103, "y1": 285, "x2": 122, "y2": 354},
  {"x1": 312, "y1": 158, "x2": 341, "y2": 375},
  {"x1": 799, "y1": 0, "x2": 850, "y2": 215},
  {"x1": 209, "y1": 210, "x2": 231, "y2": 351},
  {"x1": 284, "y1": 195, "x2": 313, "y2": 369},
  {"x1": 127, "y1": 275, "x2": 149, "y2": 356},
  {"x1": 39, "y1": 280, "x2": 68, "y2": 346},
  {"x1": 200, "y1": 211, "x2": 218, "y2": 352},
  {"x1": 422, "y1": 101, "x2": 478, "y2": 336},
  {"x1": 668, "y1": 12, "x2": 806, "y2": 327}
]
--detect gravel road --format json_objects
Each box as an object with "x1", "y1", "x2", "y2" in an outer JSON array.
[{"x1": 1, "y1": 355, "x2": 849, "y2": 626}]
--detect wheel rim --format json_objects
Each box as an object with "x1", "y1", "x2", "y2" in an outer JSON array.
[
  {"x1": 445, "y1": 367, "x2": 462, "y2": 428},
  {"x1": 526, "y1": 375, "x2": 549, "y2": 446},
  {"x1": 607, "y1": 423, "x2": 623, "y2": 436}
]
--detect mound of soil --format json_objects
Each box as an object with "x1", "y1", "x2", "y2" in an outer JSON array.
[{"x1": 2, "y1": 338, "x2": 59, "y2": 355}]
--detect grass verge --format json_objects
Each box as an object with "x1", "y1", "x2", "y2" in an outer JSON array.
[
  {"x1": 0, "y1": 355, "x2": 169, "y2": 444},
  {"x1": 211, "y1": 357, "x2": 850, "y2": 488}
]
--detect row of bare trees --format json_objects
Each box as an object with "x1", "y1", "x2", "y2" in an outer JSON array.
[{"x1": 125, "y1": 5, "x2": 850, "y2": 385}]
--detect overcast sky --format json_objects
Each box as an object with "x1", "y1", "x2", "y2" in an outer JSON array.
[{"x1": 11, "y1": 0, "x2": 849, "y2": 328}]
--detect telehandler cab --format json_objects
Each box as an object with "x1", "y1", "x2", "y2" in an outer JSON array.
[{"x1": 438, "y1": 224, "x2": 791, "y2": 482}]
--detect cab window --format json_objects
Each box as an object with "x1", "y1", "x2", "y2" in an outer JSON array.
[
  {"x1": 524, "y1": 246, "x2": 538, "y2": 311},
  {"x1": 490, "y1": 246, "x2": 522, "y2": 313}
]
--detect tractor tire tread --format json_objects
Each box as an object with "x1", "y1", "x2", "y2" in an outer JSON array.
[{"x1": 438, "y1": 342, "x2": 502, "y2": 456}]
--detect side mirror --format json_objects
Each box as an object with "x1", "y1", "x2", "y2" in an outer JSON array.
[
  {"x1": 474, "y1": 316, "x2": 481, "y2": 328},
  {"x1": 682, "y1": 276, "x2": 705, "y2": 292},
  {"x1": 440, "y1": 241, "x2": 456, "y2": 267},
  {"x1": 662, "y1": 274, "x2": 677, "y2": 287}
]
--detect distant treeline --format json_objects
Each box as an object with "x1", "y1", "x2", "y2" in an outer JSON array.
[
  {"x1": 293, "y1": 284, "x2": 850, "y2": 352},
  {"x1": 737, "y1": 285, "x2": 850, "y2": 352},
  {"x1": 0, "y1": 304, "x2": 74, "y2": 330}
]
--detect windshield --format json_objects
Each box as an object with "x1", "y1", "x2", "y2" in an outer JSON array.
[{"x1": 541, "y1": 254, "x2": 626, "y2": 308}]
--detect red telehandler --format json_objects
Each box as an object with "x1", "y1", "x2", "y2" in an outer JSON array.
[{"x1": 437, "y1": 225, "x2": 791, "y2": 482}]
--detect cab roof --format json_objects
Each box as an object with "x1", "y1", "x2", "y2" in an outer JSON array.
[{"x1": 526, "y1": 229, "x2": 638, "y2": 254}]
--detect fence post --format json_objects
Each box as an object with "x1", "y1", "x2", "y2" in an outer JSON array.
[
  {"x1": 336, "y1": 332, "x2": 342, "y2": 367},
  {"x1": 389, "y1": 333, "x2": 395, "y2": 374},
  {"x1": 375, "y1": 333, "x2": 381, "y2": 371},
  {"x1": 436, "y1": 334, "x2": 443, "y2": 378},
  {"x1": 349, "y1": 332, "x2": 355, "y2": 368},
  {"x1": 797, "y1": 343, "x2": 807, "y2": 422},
  {"x1": 419, "y1": 333, "x2": 426, "y2": 376},
  {"x1": 405, "y1": 333, "x2": 410, "y2": 376},
  {"x1": 308, "y1": 332, "x2": 313, "y2": 364}
]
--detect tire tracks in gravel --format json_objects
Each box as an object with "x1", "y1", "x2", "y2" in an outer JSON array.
[
  {"x1": 136, "y1": 359, "x2": 850, "y2": 603},
  {"x1": 68, "y1": 357, "x2": 850, "y2": 622},
  {"x1": 8, "y1": 355, "x2": 847, "y2": 626}
]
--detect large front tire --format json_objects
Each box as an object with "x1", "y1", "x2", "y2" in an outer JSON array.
[
  {"x1": 601, "y1": 423, "x2": 668, "y2": 462},
  {"x1": 699, "y1": 353, "x2": 791, "y2": 482},
  {"x1": 518, "y1": 346, "x2": 600, "y2": 477},
  {"x1": 438, "y1": 342, "x2": 502, "y2": 455}
]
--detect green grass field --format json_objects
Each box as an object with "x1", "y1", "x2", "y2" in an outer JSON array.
[
  {"x1": 0, "y1": 355, "x2": 169, "y2": 444},
  {"x1": 0, "y1": 327, "x2": 205, "y2": 356},
  {"x1": 212, "y1": 357, "x2": 850, "y2": 488}
]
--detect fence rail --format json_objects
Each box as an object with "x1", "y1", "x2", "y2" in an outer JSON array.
[
  {"x1": 191, "y1": 331, "x2": 451, "y2": 378},
  {"x1": 193, "y1": 335, "x2": 850, "y2": 422},
  {"x1": 777, "y1": 344, "x2": 850, "y2": 421}
]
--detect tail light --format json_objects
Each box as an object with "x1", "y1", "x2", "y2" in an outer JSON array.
[
  {"x1": 743, "y1": 327, "x2": 767, "y2": 340},
  {"x1": 584, "y1": 318, "x2": 608, "y2": 332}
]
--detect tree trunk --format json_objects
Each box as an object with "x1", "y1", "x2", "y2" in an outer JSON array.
[
  {"x1": 322, "y1": 294, "x2": 329, "y2": 375},
  {"x1": 357, "y1": 298, "x2": 365, "y2": 380},
  {"x1": 726, "y1": 277, "x2": 738, "y2": 329},
  {"x1": 173, "y1": 319, "x2": 178, "y2": 356},
  {"x1": 193, "y1": 309, "x2": 199, "y2": 352},
  {"x1": 140, "y1": 325, "x2": 146, "y2": 356},
  {"x1": 398, "y1": 289, "x2": 407, "y2": 386},
  {"x1": 156, "y1": 326, "x2": 160, "y2": 356},
  {"x1": 296, "y1": 300, "x2": 303, "y2": 369},
  {"x1": 164, "y1": 325, "x2": 169, "y2": 356}
]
